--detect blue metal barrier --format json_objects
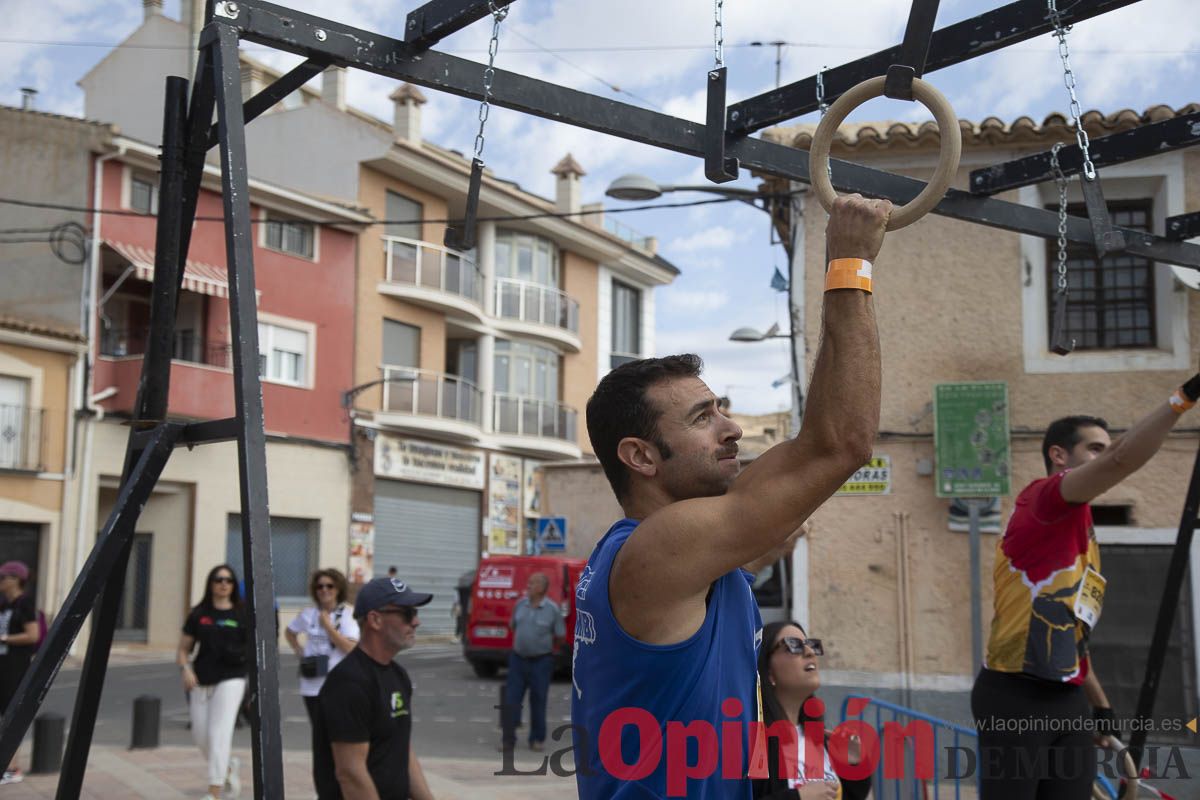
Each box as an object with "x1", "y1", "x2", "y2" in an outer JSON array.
[{"x1": 838, "y1": 695, "x2": 981, "y2": 800}]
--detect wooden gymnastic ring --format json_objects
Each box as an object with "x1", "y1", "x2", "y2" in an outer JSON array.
[
  {"x1": 808, "y1": 76, "x2": 961, "y2": 231},
  {"x1": 1120, "y1": 748, "x2": 1139, "y2": 799}
]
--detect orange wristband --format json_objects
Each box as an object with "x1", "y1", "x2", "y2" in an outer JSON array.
[
  {"x1": 825, "y1": 258, "x2": 873, "y2": 293},
  {"x1": 1170, "y1": 389, "x2": 1195, "y2": 414}
]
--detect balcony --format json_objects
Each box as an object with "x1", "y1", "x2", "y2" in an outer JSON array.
[
  {"x1": 95, "y1": 327, "x2": 235, "y2": 420},
  {"x1": 376, "y1": 366, "x2": 484, "y2": 442},
  {"x1": 100, "y1": 327, "x2": 230, "y2": 368},
  {"x1": 491, "y1": 394, "x2": 580, "y2": 458},
  {"x1": 379, "y1": 236, "x2": 484, "y2": 321},
  {"x1": 0, "y1": 404, "x2": 44, "y2": 472},
  {"x1": 493, "y1": 278, "x2": 582, "y2": 351}
]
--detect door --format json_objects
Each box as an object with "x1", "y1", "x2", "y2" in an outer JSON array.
[
  {"x1": 0, "y1": 522, "x2": 40, "y2": 594},
  {"x1": 374, "y1": 479, "x2": 481, "y2": 636},
  {"x1": 0, "y1": 376, "x2": 30, "y2": 470},
  {"x1": 115, "y1": 533, "x2": 153, "y2": 642},
  {"x1": 1088, "y1": 544, "x2": 1198, "y2": 745}
]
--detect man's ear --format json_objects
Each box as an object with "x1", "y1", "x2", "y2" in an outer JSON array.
[
  {"x1": 1047, "y1": 444, "x2": 1069, "y2": 470},
  {"x1": 616, "y1": 436, "x2": 659, "y2": 480}
]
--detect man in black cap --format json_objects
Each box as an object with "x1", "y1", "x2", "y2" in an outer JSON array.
[{"x1": 314, "y1": 576, "x2": 436, "y2": 800}]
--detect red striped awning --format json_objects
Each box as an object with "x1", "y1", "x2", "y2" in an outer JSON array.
[{"x1": 104, "y1": 239, "x2": 235, "y2": 299}]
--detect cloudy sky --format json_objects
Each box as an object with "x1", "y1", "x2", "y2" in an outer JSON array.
[{"x1": 3, "y1": 0, "x2": 1197, "y2": 412}]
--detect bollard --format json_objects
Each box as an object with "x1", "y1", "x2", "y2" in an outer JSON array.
[
  {"x1": 130, "y1": 695, "x2": 161, "y2": 749},
  {"x1": 30, "y1": 713, "x2": 64, "y2": 774}
]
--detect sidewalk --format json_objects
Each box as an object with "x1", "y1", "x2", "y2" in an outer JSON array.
[{"x1": 4, "y1": 744, "x2": 576, "y2": 799}]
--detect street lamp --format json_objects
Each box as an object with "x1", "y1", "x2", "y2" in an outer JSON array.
[{"x1": 605, "y1": 174, "x2": 807, "y2": 436}]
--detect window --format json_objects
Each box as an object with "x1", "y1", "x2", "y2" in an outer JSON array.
[
  {"x1": 264, "y1": 215, "x2": 315, "y2": 259},
  {"x1": 225, "y1": 514, "x2": 318, "y2": 602},
  {"x1": 494, "y1": 340, "x2": 559, "y2": 400},
  {"x1": 385, "y1": 191, "x2": 423, "y2": 241},
  {"x1": 0, "y1": 375, "x2": 35, "y2": 470},
  {"x1": 1045, "y1": 201, "x2": 1155, "y2": 350},
  {"x1": 382, "y1": 319, "x2": 420, "y2": 368},
  {"x1": 130, "y1": 173, "x2": 158, "y2": 214},
  {"x1": 258, "y1": 322, "x2": 309, "y2": 385},
  {"x1": 612, "y1": 281, "x2": 641, "y2": 367},
  {"x1": 495, "y1": 230, "x2": 559, "y2": 287}
]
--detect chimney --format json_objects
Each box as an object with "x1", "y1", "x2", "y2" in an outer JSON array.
[
  {"x1": 20, "y1": 87, "x2": 37, "y2": 111},
  {"x1": 322, "y1": 66, "x2": 347, "y2": 110},
  {"x1": 143, "y1": 0, "x2": 164, "y2": 20},
  {"x1": 551, "y1": 154, "x2": 586, "y2": 214},
  {"x1": 389, "y1": 84, "x2": 427, "y2": 143}
]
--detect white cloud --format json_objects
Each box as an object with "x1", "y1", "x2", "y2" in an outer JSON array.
[
  {"x1": 668, "y1": 225, "x2": 746, "y2": 253},
  {"x1": 661, "y1": 288, "x2": 729, "y2": 313}
]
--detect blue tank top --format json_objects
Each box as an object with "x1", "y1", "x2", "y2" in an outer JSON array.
[{"x1": 571, "y1": 518, "x2": 763, "y2": 799}]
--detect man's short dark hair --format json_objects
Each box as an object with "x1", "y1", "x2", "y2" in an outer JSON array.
[
  {"x1": 1042, "y1": 415, "x2": 1109, "y2": 474},
  {"x1": 587, "y1": 354, "x2": 704, "y2": 501}
]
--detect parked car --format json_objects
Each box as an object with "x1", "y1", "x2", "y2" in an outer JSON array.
[{"x1": 462, "y1": 555, "x2": 586, "y2": 678}]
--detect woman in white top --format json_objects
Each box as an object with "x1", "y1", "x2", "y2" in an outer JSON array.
[{"x1": 285, "y1": 567, "x2": 358, "y2": 791}]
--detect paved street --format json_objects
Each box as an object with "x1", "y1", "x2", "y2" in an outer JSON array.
[{"x1": 7, "y1": 639, "x2": 578, "y2": 797}]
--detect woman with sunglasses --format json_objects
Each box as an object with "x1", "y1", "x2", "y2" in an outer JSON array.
[
  {"x1": 754, "y1": 621, "x2": 871, "y2": 800},
  {"x1": 284, "y1": 569, "x2": 359, "y2": 792},
  {"x1": 177, "y1": 564, "x2": 249, "y2": 800}
]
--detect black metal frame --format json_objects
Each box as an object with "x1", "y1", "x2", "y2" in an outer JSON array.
[{"x1": 3, "y1": 0, "x2": 1197, "y2": 795}]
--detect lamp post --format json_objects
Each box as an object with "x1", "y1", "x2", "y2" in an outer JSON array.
[
  {"x1": 727, "y1": 324, "x2": 800, "y2": 438},
  {"x1": 607, "y1": 174, "x2": 807, "y2": 436}
]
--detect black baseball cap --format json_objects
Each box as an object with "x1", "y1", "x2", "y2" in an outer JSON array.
[{"x1": 354, "y1": 576, "x2": 433, "y2": 619}]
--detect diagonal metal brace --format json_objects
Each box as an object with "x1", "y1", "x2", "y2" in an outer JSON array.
[
  {"x1": 205, "y1": 57, "x2": 332, "y2": 149},
  {"x1": 884, "y1": 0, "x2": 942, "y2": 100},
  {"x1": 704, "y1": 67, "x2": 739, "y2": 183},
  {"x1": 444, "y1": 158, "x2": 484, "y2": 251}
]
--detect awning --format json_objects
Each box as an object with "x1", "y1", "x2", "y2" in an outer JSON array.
[{"x1": 104, "y1": 239, "x2": 235, "y2": 299}]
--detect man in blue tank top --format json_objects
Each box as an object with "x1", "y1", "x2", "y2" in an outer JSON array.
[{"x1": 571, "y1": 194, "x2": 893, "y2": 798}]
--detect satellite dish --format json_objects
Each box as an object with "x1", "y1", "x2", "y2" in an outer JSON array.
[{"x1": 1171, "y1": 264, "x2": 1200, "y2": 290}]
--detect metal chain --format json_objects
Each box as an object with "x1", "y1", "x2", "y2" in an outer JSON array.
[
  {"x1": 1050, "y1": 142, "x2": 1070, "y2": 291},
  {"x1": 815, "y1": 66, "x2": 829, "y2": 117},
  {"x1": 713, "y1": 0, "x2": 724, "y2": 68},
  {"x1": 1047, "y1": 0, "x2": 1096, "y2": 180},
  {"x1": 473, "y1": 1, "x2": 509, "y2": 161}
]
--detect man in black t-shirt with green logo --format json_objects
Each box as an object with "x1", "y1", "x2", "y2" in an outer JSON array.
[{"x1": 315, "y1": 576, "x2": 436, "y2": 800}]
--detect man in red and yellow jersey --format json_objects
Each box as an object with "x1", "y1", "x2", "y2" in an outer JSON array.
[{"x1": 971, "y1": 375, "x2": 1200, "y2": 799}]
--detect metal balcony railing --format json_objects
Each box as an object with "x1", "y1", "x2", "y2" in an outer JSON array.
[
  {"x1": 99, "y1": 327, "x2": 230, "y2": 368},
  {"x1": 493, "y1": 278, "x2": 580, "y2": 334},
  {"x1": 0, "y1": 404, "x2": 44, "y2": 471},
  {"x1": 381, "y1": 366, "x2": 483, "y2": 426},
  {"x1": 493, "y1": 394, "x2": 577, "y2": 442},
  {"x1": 382, "y1": 236, "x2": 482, "y2": 306}
]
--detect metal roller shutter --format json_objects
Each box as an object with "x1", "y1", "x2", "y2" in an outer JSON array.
[{"x1": 374, "y1": 479, "x2": 480, "y2": 636}]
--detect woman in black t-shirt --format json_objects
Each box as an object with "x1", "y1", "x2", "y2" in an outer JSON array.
[
  {"x1": 0, "y1": 560, "x2": 39, "y2": 785},
  {"x1": 177, "y1": 564, "x2": 249, "y2": 800}
]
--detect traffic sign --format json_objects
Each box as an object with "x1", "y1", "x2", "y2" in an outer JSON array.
[
  {"x1": 536, "y1": 516, "x2": 567, "y2": 552},
  {"x1": 934, "y1": 382, "x2": 1011, "y2": 498}
]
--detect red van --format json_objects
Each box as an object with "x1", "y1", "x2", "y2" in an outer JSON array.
[{"x1": 462, "y1": 555, "x2": 587, "y2": 678}]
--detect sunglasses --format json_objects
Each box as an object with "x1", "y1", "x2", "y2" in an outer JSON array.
[
  {"x1": 376, "y1": 606, "x2": 418, "y2": 622},
  {"x1": 212, "y1": 576, "x2": 235, "y2": 584},
  {"x1": 315, "y1": 582, "x2": 337, "y2": 590},
  {"x1": 773, "y1": 636, "x2": 823, "y2": 656}
]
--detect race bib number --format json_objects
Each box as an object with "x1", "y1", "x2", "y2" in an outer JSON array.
[{"x1": 1074, "y1": 566, "x2": 1106, "y2": 630}]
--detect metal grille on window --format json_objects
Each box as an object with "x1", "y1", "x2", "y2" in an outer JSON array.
[
  {"x1": 1045, "y1": 202, "x2": 1155, "y2": 349},
  {"x1": 226, "y1": 514, "x2": 318, "y2": 601}
]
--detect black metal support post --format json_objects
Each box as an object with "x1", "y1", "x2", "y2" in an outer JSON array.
[
  {"x1": 725, "y1": 0, "x2": 1142, "y2": 135},
  {"x1": 704, "y1": 66, "x2": 739, "y2": 183},
  {"x1": 1127, "y1": 440, "x2": 1200, "y2": 769},
  {"x1": 970, "y1": 110, "x2": 1200, "y2": 195},
  {"x1": 54, "y1": 75, "x2": 193, "y2": 799},
  {"x1": 883, "y1": 0, "x2": 941, "y2": 100},
  {"x1": 214, "y1": 0, "x2": 1200, "y2": 269},
  {"x1": 209, "y1": 22, "x2": 286, "y2": 798},
  {"x1": 404, "y1": 0, "x2": 517, "y2": 50}
]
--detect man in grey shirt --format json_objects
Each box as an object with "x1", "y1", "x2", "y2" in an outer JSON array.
[{"x1": 500, "y1": 572, "x2": 564, "y2": 753}]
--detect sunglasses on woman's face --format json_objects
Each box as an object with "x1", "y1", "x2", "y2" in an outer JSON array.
[
  {"x1": 212, "y1": 576, "x2": 235, "y2": 585},
  {"x1": 315, "y1": 583, "x2": 336, "y2": 590},
  {"x1": 773, "y1": 636, "x2": 823, "y2": 656}
]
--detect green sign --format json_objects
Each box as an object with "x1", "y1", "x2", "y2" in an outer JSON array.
[{"x1": 933, "y1": 382, "x2": 1011, "y2": 498}]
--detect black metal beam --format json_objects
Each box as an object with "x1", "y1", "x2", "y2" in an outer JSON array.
[
  {"x1": 210, "y1": 23, "x2": 286, "y2": 799},
  {"x1": 1166, "y1": 211, "x2": 1200, "y2": 241},
  {"x1": 215, "y1": 0, "x2": 1200, "y2": 269},
  {"x1": 971, "y1": 110, "x2": 1200, "y2": 195},
  {"x1": 204, "y1": 57, "x2": 331, "y2": 150},
  {"x1": 130, "y1": 416, "x2": 243, "y2": 450},
  {"x1": 725, "y1": 0, "x2": 1143, "y2": 135},
  {"x1": 403, "y1": 0, "x2": 516, "y2": 50},
  {"x1": 1127, "y1": 441, "x2": 1200, "y2": 768},
  {"x1": 0, "y1": 424, "x2": 180, "y2": 770}
]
